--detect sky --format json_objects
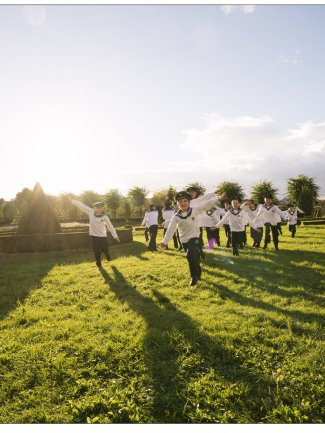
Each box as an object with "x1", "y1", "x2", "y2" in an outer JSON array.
[{"x1": 0, "y1": 4, "x2": 325, "y2": 200}]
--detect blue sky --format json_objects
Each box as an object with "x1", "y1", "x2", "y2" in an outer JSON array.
[{"x1": 1, "y1": 4, "x2": 325, "y2": 200}]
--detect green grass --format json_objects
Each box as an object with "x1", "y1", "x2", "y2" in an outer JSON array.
[{"x1": 0, "y1": 225, "x2": 324, "y2": 423}]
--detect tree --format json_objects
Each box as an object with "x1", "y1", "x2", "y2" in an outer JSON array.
[
  {"x1": 105, "y1": 189, "x2": 122, "y2": 219},
  {"x1": 127, "y1": 186, "x2": 149, "y2": 217},
  {"x1": 166, "y1": 185, "x2": 177, "y2": 202},
  {"x1": 121, "y1": 197, "x2": 131, "y2": 221},
  {"x1": 14, "y1": 188, "x2": 33, "y2": 217},
  {"x1": 79, "y1": 190, "x2": 102, "y2": 207},
  {"x1": 59, "y1": 193, "x2": 79, "y2": 221},
  {"x1": 287, "y1": 174, "x2": 319, "y2": 216},
  {"x1": 1, "y1": 201, "x2": 16, "y2": 224},
  {"x1": 17, "y1": 183, "x2": 62, "y2": 234},
  {"x1": 250, "y1": 180, "x2": 279, "y2": 204},
  {"x1": 184, "y1": 182, "x2": 206, "y2": 196},
  {"x1": 215, "y1": 181, "x2": 245, "y2": 202}
]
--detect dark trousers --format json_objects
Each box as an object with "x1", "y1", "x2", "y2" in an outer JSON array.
[
  {"x1": 264, "y1": 223, "x2": 279, "y2": 248},
  {"x1": 199, "y1": 227, "x2": 205, "y2": 258},
  {"x1": 224, "y1": 224, "x2": 231, "y2": 247},
  {"x1": 205, "y1": 227, "x2": 220, "y2": 248},
  {"x1": 90, "y1": 236, "x2": 111, "y2": 267},
  {"x1": 250, "y1": 226, "x2": 263, "y2": 247},
  {"x1": 289, "y1": 224, "x2": 297, "y2": 237},
  {"x1": 277, "y1": 222, "x2": 283, "y2": 235},
  {"x1": 144, "y1": 227, "x2": 150, "y2": 241},
  {"x1": 182, "y1": 237, "x2": 201, "y2": 279},
  {"x1": 148, "y1": 225, "x2": 158, "y2": 251},
  {"x1": 163, "y1": 228, "x2": 178, "y2": 249},
  {"x1": 176, "y1": 230, "x2": 183, "y2": 251},
  {"x1": 231, "y1": 231, "x2": 245, "y2": 256}
]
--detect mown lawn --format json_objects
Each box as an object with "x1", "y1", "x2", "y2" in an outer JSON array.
[{"x1": 0, "y1": 225, "x2": 324, "y2": 423}]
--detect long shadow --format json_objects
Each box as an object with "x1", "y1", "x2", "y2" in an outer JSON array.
[
  {"x1": 99, "y1": 265, "x2": 272, "y2": 422},
  {"x1": 0, "y1": 240, "x2": 146, "y2": 321}
]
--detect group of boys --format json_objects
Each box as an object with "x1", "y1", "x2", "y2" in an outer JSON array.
[{"x1": 70, "y1": 189, "x2": 304, "y2": 287}]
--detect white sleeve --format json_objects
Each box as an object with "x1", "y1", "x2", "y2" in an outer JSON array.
[
  {"x1": 71, "y1": 199, "x2": 92, "y2": 216},
  {"x1": 191, "y1": 197, "x2": 219, "y2": 215},
  {"x1": 242, "y1": 211, "x2": 258, "y2": 229},
  {"x1": 296, "y1": 207, "x2": 304, "y2": 213},
  {"x1": 253, "y1": 206, "x2": 263, "y2": 224},
  {"x1": 104, "y1": 215, "x2": 118, "y2": 239},
  {"x1": 275, "y1": 206, "x2": 288, "y2": 220},
  {"x1": 190, "y1": 192, "x2": 216, "y2": 206},
  {"x1": 215, "y1": 212, "x2": 230, "y2": 228},
  {"x1": 162, "y1": 216, "x2": 178, "y2": 245},
  {"x1": 141, "y1": 215, "x2": 146, "y2": 225}
]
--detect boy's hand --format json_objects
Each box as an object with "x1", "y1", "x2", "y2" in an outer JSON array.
[{"x1": 115, "y1": 237, "x2": 120, "y2": 243}]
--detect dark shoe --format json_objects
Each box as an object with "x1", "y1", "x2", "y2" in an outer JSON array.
[
  {"x1": 190, "y1": 276, "x2": 199, "y2": 286},
  {"x1": 96, "y1": 262, "x2": 102, "y2": 268}
]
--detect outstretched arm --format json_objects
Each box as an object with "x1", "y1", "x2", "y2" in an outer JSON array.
[{"x1": 71, "y1": 199, "x2": 92, "y2": 216}]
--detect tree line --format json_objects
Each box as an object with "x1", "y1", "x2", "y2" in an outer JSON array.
[{"x1": 0, "y1": 174, "x2": 321, "y2": 225}]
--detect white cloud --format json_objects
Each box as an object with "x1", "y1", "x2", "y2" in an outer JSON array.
[
  {"x1": 22, "y1": 6, "x2": 47, "y2": 27},
  {"x1": 275, "y1": 48, "x2": 303, "y2": 65},
  {"x1": 220, "y1": 5, "x2": 256, "y2": 15}
]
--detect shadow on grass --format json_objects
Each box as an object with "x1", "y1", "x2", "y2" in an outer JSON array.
[
  {"x1": 0, "y1": 241, "x2": 147, "y2": 321},
  {"x1": 99, "y1": 265, "x2": 271, "y2": 422}
]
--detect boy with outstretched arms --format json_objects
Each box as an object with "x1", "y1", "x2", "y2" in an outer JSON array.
[
  {"x1": 253, "y1": 195, "x2": 288, "y2": 250},
  {"x1": 160, "y1": 191, "x2": 224, "y2": 286},
  {"x1": 71, "y1": 199, "x2": 120, "y2": 268},
  {"x1": 284, "y1": 204, "x2": 304, "y2": 238},
  {"x1": 200, "y1": 205, "x2": 226, "y2": 249},
  {"x1": 213, "y1": 198, "x2": 260, "y2": 256},
  {"x1": 242, "y1": 199, "x2": 264, "y2": 247}
]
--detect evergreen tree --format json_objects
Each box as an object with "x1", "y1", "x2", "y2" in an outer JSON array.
[
  {"x1": 105, "y1": 189, "x2": 122, "y2": 219},
  {"x1": 287, "y1": 174, "x2": 319, "y2": 216},
  {"x1": 127, "y1": 186, "x2": 148, "y2": 217},
  {"x1": 215, "y1": 181, "x2": 245, "y2": 202},
  {"x1": 184, "y1": 182, "x2": 206, "y2": 196},
  {"x1": 250, "y1": 180, "x2": 279, "y2": 204}
]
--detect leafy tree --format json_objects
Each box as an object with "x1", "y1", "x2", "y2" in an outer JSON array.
[
  {"x1": 287, "y1": 174, "x2": 319, "y2": 216},
  {"x1": 215, "y1": 181, "x2": 245, "y2": 202},
  {"x1": 121, "y1": 198, "x2": 131, "y2": 221},
  {"x1": 59, "y1": 193, "x2": 79, "y2": 221},
  {"x1": 14, "y1": 187, "x2": 33, "y2": 217},
  {"x1": 1, "y1": 201, "x2": 16, "y2": 224},
  {"x1": 79, "y1": 190, "x2": 102, "y2": 207},
  {"x1": 184, "y1": 182, "x2": 206, "y2": 196},
  {"x1": 105, "y1": 189, "x2": 122, "y2": 219},
  {"x1": 250, "y1": 180, "x2": 279, "y2": 204},
  {"x1": 166, "y1": 185, "x2": 177, "y2": 202},
  {"x1": 127, "y1": 186, "x2": 149, "y2": 216}
]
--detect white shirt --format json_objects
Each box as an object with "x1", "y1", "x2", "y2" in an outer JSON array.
[
  {"x1": 215, "y1": 209, "x2": 258, "y2": 232},
  {"x1": 243, "y1": 204, "x2": 264, "y2": 227},
  {"x1": 284, "y1": 210, "x2": 298, "y2": 225},
  {"x1": 162, "y1": 209, "x2": 175, "y2": 229},
  {"x1": 163, "y1": 197, "x2": 219, "y2": 244},
  {"x1": 190, "y1": 192, "x2": 221, "y2": 227},
  {"x1": 253, "y1": 204, "x2": 288, "y2": 226},
  {"x1": 71, "y1": 199, "x2": 118, "y2": 238},
  {"x1": 142, "y1": 210, "x2": 158, "y2": 227},
  {"x1": 200, "y1": 207, "x2": 224, "y2": 227}
]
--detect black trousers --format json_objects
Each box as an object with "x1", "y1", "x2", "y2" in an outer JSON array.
[
  {"x1": 144, "y1": 227, "x2": 150, "y2": 241},
  {"x1": 231, "y1": 231, "x2": 245, "y2": 256},
  {"x1": 205, "y1": 227, "x2": 220, "y2": 247},
  {"x1": 182, "y1": 237, "x2": 201, "y2": 279},
  {"x1": 277, "y1": 222, "x2": 283, "y2": 235},
  {"x1": 250, "y1": 226, "x2": 263, "y2": 246},
  {"x1": 163, "y1": 228, "x2": 178, "y2": 249},
  {"x1": 148, "y1": 225, "x2": 158, "y2": 251},
  {"x1": 224, "y1": 224, "x2": 231, "y2": 246},
  {"x1": 264, "y1": 223, "x2": 279, "y2": 248},
  {"x1": 289, "y1": 224, "x2": 297, "y2": 237},
  {"x1": 90, "y1": 236, "x2": 111, "y2": 266}
]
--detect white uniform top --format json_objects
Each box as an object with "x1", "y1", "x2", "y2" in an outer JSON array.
[
  {"x1": 190, "y1": 192, "x2": 221, "y2": 228},
  {"x1": 215, "y1": 209, "x2": 258, "y2": 232},
  {"x1": 243, "y1": 204, "x2": 264, "y2": 228},
  {"x1": 162, "y1": 209, "x2": 175, "y2": 229},
  {"x1": 72, "y1": 199, "x2": 118, "y2": 238},
  {"x1": 253, "y1": 204, "x2": 288, "y2": 226},
  {"x1": 141, "y1": 215, "x2": 150, "y2": 228},
  {"x1": 200, "y1": 206, "x2": 225, "y2": 227},
  {"x1": 142, "y1": 210, "x2": 159, "y2": 227},
  {"x1": 163, "y1": 197, "x2": 219, "y2": 244},
  {"x1": 284, "y1": 210, "x2": 298, "y2": 225}
]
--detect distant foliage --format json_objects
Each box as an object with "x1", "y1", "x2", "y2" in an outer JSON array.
[
  {"x1": 250, "y1": 180, "x2": 279, "y2": 204},
  {"x1": 215, "y1": 181, "x2": 245, "y2": 202},
  {"x1": 287, "y1": 174, "x2": 319, "y2": 216},
  {"x1": 79, "y1": 190, "x2": 102, "y2": 207},
  {"x1": 127, "y1": 186, "x2": 149, "y2": 216},
  {"x1": 105, "y1": 189, "x2": 122, "y2": 219},
  {"x1": 184, "y1": 182, "x2": 206, "y2": 196}
]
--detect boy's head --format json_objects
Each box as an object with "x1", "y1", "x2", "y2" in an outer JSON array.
[
  {"x1": 231, "y1": 198, "x2": 241, "y2": 209},
  {"x1": 175, "y1": 191, "x2": 192, "y2": 211},
  {"x1": 224, "y1": 201, "x2": 231, "y2": 209},
  {"x1": 186, "y1": 186, "x2": 200, "y2": 199},
  {"x1": 149, "y1": 204, "x2": 156, "y2": 211},
  {"x1": 92, "y1": 202, "x2": 105, "y2": 215},
  {"x1": 264, "y1": 195, "x2": 273, "y2": 205},
  {"x1": 288, "y1": 204, "x2": 294, "y2": 211}
]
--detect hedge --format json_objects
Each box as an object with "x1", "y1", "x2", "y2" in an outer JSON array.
[{"x1": 0, "y1": 228, "x2": 132, "y2": 253}]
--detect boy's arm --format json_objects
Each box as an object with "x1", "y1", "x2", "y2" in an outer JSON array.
[
  {"x1": 190, "y1": 191, "x2": 227, "y2": 206},
  {"x1": 243, "y1": 212, "x2": 260, "y2": 231},
  {"x1": 192, "y1": 197, "x2": 220, "y2": 215},
  {"x1": 275, "y1": 206, "x2": 289, "y2": 220},
  {"x1": 296, "y1": 207, "x2": 304, "y2": 214},
  {"x1": 213, "y1": 211, "x2": 230, "y2": 229},
  {"x1": 71, "y1": 199, "x2": 92, "y2": 215},
  {"x1": 104, "y1": 216, "x2": 119, "y2": 241},
  {"x1": 160, "y1": 217, "x2": 178, "y2": 248}
]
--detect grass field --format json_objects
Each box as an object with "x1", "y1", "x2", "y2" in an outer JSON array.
[{"x1": 0, "y1": 225, "x2": 324, "y2": 423}]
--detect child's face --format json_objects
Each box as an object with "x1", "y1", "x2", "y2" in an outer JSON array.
[
  {"x1": 224, "y1": 203, "x2": 230, "y2": 210},
  {"x1": 94, "y1": 205, "x2": 104, "y2": 214},
  {"x1": 178, "y1": 198, "x2": 190, "y2": 211},
  {"x1": 188, "y1": 190, "x2": 197, "y2": 199},
  {"x1": 232, "y1": 200, "x2": 240, "y2": 208},
  {"x1": 264, "y1": 198, "x2": 272, "y2": 206}
]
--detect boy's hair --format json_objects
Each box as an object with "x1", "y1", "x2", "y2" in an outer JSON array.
[{"x1": 175, "y1": 191, "x2": 192, "y2": 201}]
